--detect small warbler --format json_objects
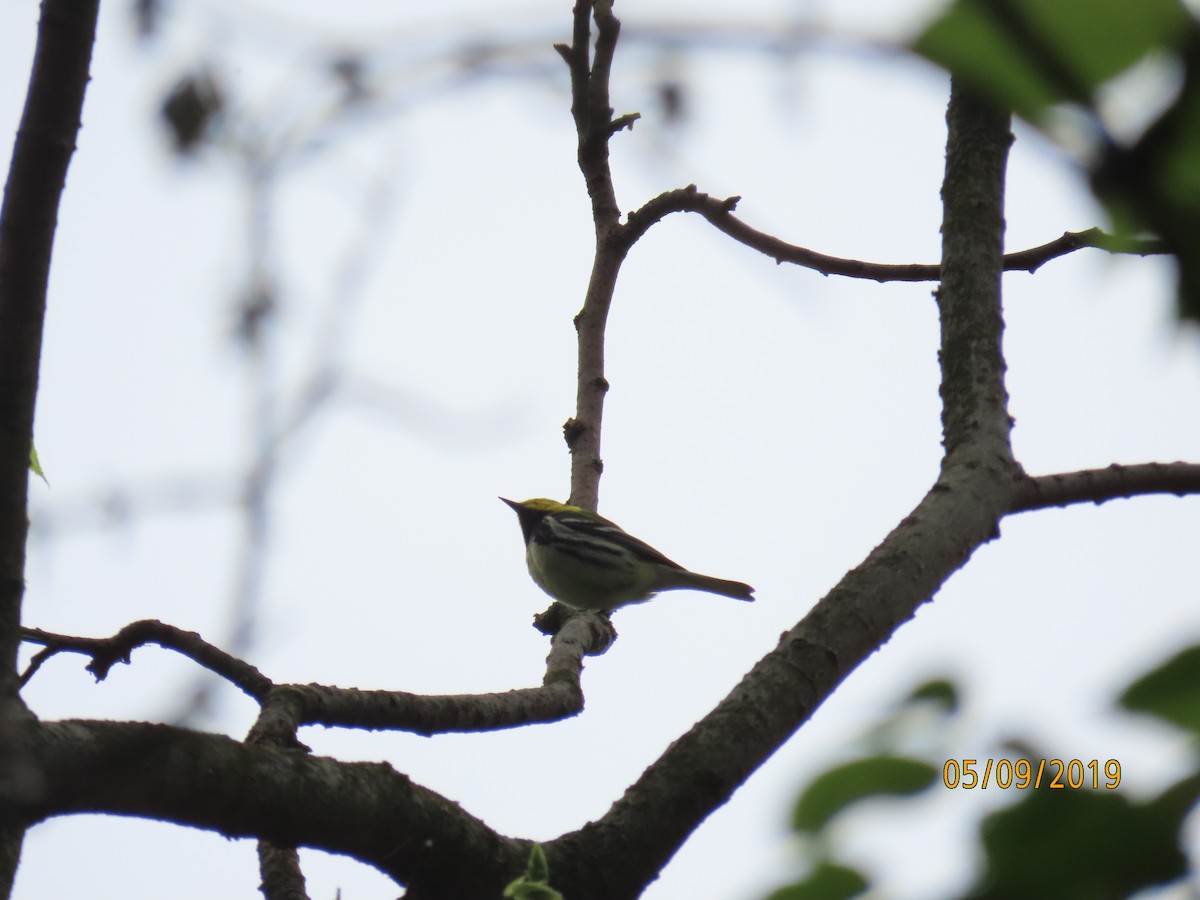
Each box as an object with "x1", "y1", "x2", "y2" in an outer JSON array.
[{"x1": 501, "y1": 497, "x2": 755, "y2": 611}]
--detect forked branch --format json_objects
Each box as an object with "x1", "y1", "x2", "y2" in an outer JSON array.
[{"x1": 19, "y1": 614, "x2": 609, "y2": 735}]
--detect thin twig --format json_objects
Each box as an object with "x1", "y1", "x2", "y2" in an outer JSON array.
[
  {"x1": 624, "y1": 186, "x2": 1167, "y2": 281},
  {"x1": 565, "y1": 0, "x2": 632, "y2": 512}
]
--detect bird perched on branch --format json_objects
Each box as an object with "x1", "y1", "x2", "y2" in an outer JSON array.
[{"x1": 502, "y1": 497, "x2": 755, "y2": 612}]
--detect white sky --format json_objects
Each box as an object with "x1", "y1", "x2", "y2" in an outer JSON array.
[{"x1": 5, "y1": 1, "x2": 1200, "y2": 898}]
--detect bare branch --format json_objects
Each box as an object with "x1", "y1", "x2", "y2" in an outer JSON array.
[
  {"x1": 252, "y1": 613, "x2": 602, "y2": 735},
  {"x1": 0, "y1": 3, "x2": 113, "y2": 892},
  {"x1": 22, "y1": 720, "x2": 525, "y2": 896},
  {"x1": 257, "y1": 843, "x2": 310, "y2": 900},
  {"x1": 0, "y1": 19, "x2": 105, "y2": 892},
  {"x1": 19, "y1": 622, "x2": 273, "y2": 698},
  {"x1": 936, "y1": 83, "x2": 1015, "y2": 461},
  {"x1": 1011, "y1": 462, "x2": 1200, "y2": 513},
  {"x1": 624, "y1": 188, "x2": 1166, "y2": 280},
  {"x1": 19, "y1": 613, "x2": 610, "y2": 735},
  {"x1": 246, "y1": 655, "x2": 313, "y2": 900},
  {"x1": 1001, "y1": 228, "x2": 1166, "y2": 272},
  {"x1": 565, "y1": 0, "x2": 634, "y2": 512},
  {"x1": 0, "y1": 0, "x2": 100, "y2": 680}
]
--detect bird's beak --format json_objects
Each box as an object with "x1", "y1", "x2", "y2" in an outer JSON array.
[{"x1": 499, "y1": 497, "x2": 520, "y2": 511}]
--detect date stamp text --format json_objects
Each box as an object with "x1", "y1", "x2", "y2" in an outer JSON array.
[{"x1": 942, "y1": 758, "x2": 1121, "y2": 790}]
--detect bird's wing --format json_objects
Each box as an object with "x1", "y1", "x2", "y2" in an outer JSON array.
[{"x1": 555, "y1": 512, "x2": 686, "y2": 571}]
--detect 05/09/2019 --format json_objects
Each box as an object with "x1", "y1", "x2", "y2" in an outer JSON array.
[{"x1": 942, "y1": 758, "x2": 1121, "y2": 790}]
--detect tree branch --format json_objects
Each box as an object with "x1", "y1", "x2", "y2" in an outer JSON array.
[
  {"x1": 246, "y1": 656, "x2": 313, "y2": 900},
  {"x1": 1001, "y1": 228, "x2": 1166, "y2": 272},
  {"x1": 564, "y1": 0, "x2": 635, "y2": 512},
  {"x1": 257, "y1": 842, "x2": 310, "y2": 900},
  {"x1": 623, "y1": 187, "x2": 1165, "y2": 281},
  {"x1": 19, "y1": 622, "x2": 273, "y2": 697},
  {"x1": 13, "y1": 719, "x2": 526, "y2": 897},
  {"x1": 19, "y1": 614, "x2": 607, "y2": 735},
  {"x1": 1010, "y1": 462, "x2": 1200, "y2": 513},
  {"x1": 0, "y1": 0, "x2": 99, "y2": 684},
  {"x1": 0, "y1": 3, "x2": 101, "y2": 892},
  {"x1": 936, "y1": 82, "x2": 1016, "y2": 461}
]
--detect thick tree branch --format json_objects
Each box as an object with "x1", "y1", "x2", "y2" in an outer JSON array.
[
  {"x1": 0, "y1": 4, "x2": 100, "y2": 893},
  {"x1": 936, "y1": 83, "x2": 1016, "y2": 462},
  {"x1": 11, "y1": 720, "x2": 526, "y2": 897},
  {"x1": 625, "y1": 187, "x2": 1165, "y2": 280},
  {"x1": 0, "y1": 0, "x2": 99, "y2": 686},
  {"x1": 1010, "y1": 462, "x2": 1200, "y2": 513},
  {"x1": 0, "y1": 700, "x2": 33, "y2": 900}
]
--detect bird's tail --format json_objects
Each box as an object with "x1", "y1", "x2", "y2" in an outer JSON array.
[{"x1": 671, "y1": 571, "x2": 755, "y2": 602}]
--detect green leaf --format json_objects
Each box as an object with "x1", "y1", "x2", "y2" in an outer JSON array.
[
  {"x1": 504, "y1": 845, "x2": 563, "y2": 900},
  {"x1": 765, "y1": 861, "x2": 869, "y2": 900},
  {"x1": 1146, "y1": 771, "x2": 1200, "y2": 832},
  {"x1": 1093, "y1": 47, "x2": 1200, "y2": 324},
  {"x1": 1020, "y1": 0, "x2": 1188, "y2": 92},
  {"x1": 915, "y1": 0, "x2": 1064, "y2": 120},
  {"x1": 901, "y1": 677, "x2": 960, "y2": 714},
  {"x1": 914, "y1": 0, "x2": 1191, "y2": 120},
  {"x1": 1119, "y1": 644, "x2": 1200, "y2": 732},
  {"x1": 968, "y1": 785, "x2": 1188, "y2": 898},
  {"x1": 791, "y1": 756, "x2": 937, "y2": 833},
  {"x1": 29, "y1": 445, "x2": 48, "y2": 486},
  {"x1": 525, "y1": 844, "x2": 549, "y2": 883},
  {"x1": 917, "y1": 0, "x2": 1200, "y2": 324}
]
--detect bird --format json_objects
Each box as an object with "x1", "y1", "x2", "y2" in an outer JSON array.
[{"x1": 501, "y1": 497, "x2": 755, "y2": 612}]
